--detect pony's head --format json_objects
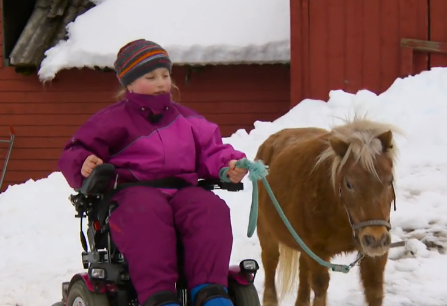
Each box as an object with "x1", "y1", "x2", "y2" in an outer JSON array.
[{"x1": 317, "y1": 117, "x2": 401, "y2": 257}]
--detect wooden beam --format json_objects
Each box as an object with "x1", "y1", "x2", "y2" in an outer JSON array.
[{"x1": 400, "y1": 38, "x2": 447, "y2": 54}]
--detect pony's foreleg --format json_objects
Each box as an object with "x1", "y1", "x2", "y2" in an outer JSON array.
[
  {"x1": 258, "y1": 226, "x2": 279, "y2": 306},
  {"x1": 295, "y1": 254, "x2": 311, "y2": 306},
  {"x1": 304, "y1": 253, "x2": 330, "y2": 306},
  {"x1": 359, "y1": 253, "x2": 388, "y2": 306}
]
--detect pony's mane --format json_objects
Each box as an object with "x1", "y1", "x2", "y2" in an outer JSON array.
[{"x1": 315, "y1": 116, "x2": 402, "y2": 190}]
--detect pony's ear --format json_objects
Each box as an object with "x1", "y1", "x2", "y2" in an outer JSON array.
[
  {"x1": 329, "y1": 137, "x2": 349, "y2": 157},
  {"x1": 377, "y1": 130, "x2": 393, "y2": 152}
]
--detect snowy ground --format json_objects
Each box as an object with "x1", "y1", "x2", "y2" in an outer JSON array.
[
  {"x1": 2, "y1": 68, "x2": 447, "y2": 305},
  {"x1": 38, "y1": 0, "x2": 290, "y2": 81}
]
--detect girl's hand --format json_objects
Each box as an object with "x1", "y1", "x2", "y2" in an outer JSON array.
[
  {"x1": 81, "y1": 154, "x2": 103, "y2": 178},
  {"x1": 226, "y1": 160, "x2": 248, "y2": 183}
]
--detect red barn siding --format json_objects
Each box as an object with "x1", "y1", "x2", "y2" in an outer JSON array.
[
  {"x1": 430, "y1": 0, "x2": 447, "y2": 68},
  {"x1": 289, "y1": 0, "x2": 308, "y2": 107},
  {"x1": 291, "y1": 0, "x2": 429, "y2": 105},
  {"x1": 0, "y1": 65, "x2": 290, "y2": 191}
]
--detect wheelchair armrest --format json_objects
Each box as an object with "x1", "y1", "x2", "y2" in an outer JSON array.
[
  {"x1": 197, "y1": 178, "x2": 244, "y2": 192},
  {"x1": 218, "y1": 181, "x2": 244, "y2": 192},
  {"x1": 77, "y1": 163, "x2": 116, "y2": 195}
]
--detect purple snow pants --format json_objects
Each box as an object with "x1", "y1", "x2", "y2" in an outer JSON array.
[{"x1": 108, "y1": 185, "x2": 233, "y2": 304}]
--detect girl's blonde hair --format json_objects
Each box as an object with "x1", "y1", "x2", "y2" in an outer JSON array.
[{"x1": 115, "y1": 78, "x2": 181, "y2": 102}]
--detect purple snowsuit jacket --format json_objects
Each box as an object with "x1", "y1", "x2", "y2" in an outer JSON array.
[{"x1": 58, "y1": 92, "x2": 246, "y2": 191}]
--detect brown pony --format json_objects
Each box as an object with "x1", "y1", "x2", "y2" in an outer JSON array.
[{"x1": 255, "y1": 116, "x2": 401, "y2": 306}]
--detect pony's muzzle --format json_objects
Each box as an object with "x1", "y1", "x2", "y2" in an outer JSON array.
[
  {"x1": 362, "y1": 232, "x2": 391, "y2": 248},
  {"x1": 359, "y1": 226, "x2": 391, "y2": 256}
]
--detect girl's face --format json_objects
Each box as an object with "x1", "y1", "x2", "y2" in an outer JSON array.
[{"x1": 127, "y1": 67, "x2": 171, "y2": 95}]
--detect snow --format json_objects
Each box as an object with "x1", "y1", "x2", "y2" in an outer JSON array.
[
  {"x1": 2, "y1": 67, "x2": 447, "y2": 305},
  {"x1": 37, "y1": 0, "x2": 290, "y2": 82}
]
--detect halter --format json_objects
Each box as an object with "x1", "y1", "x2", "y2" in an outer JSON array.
[
  {"x1": 339, "y1": 183, "x2": 397, "y2": 238},
  {"x1": 337, "y1": 182, "x2": 396, "y2": 265}
]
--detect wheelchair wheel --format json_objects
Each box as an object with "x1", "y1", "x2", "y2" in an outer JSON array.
[
  {"x1": 66, "y1": 280, "x2": 110, "y2": 306},
  {"x1": 228, "y1": 279, "x2": 261, "y2": 306}
]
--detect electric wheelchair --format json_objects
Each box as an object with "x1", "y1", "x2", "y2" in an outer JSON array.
[{"x1": 52, "y1": 163, "x2": 261, "y2": 306}]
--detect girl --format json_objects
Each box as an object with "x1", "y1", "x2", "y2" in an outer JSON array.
[{"x1": 58, "y1": 39, "x2": 248, "y2": 306}]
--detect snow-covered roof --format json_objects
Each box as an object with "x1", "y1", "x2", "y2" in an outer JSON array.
[{"x1": 37, "y1": 0, "x2": 291, "y2": 81}]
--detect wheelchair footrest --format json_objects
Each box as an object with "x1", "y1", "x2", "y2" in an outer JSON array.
[
  {"x1": 194, "y1": 284, "x2": 231, "y2": 306},
  {"x1": 143, "y1": 291, "x2": 181, "y2": 306}
]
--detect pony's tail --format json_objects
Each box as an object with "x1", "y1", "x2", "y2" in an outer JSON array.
[{"x1": 276, "y1": 243, "x2": 301, "y2": 301}]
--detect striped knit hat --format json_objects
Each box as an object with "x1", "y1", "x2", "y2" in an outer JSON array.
[{"x1": 114, "y1": 39, "x2": 172, "y2": 87}]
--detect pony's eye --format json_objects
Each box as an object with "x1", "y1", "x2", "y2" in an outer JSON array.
[{"x1": 345, "y1": 179, "x2": 353, "y2": 190}]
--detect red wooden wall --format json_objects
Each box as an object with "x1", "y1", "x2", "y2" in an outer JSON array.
[
  {"x1": 290, "y1": 0, "x2": 447, "y2": 105},
  {"x1": 428, "y1": 0, "x2": 447, "y2": 68}
]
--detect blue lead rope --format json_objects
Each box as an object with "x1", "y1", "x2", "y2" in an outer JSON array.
[
  {"x1": 219, "y1": 158, "x2": 267, "y2": 238},
  {"x1": 219, "y1": 157, "x2": 359, "y2": 274}
]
